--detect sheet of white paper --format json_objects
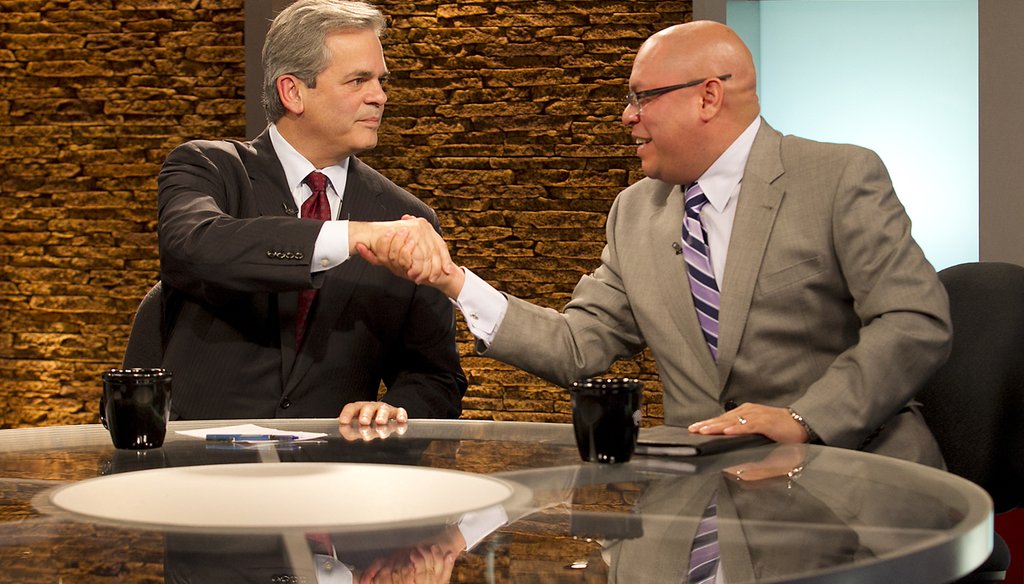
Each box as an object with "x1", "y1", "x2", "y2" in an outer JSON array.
[{"x1": 176, "y1": 423, "x2": 327, "y2": 441}]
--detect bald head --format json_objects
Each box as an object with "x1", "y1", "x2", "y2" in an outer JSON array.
[
  {"x1": 625, "y1": 21, "x2": 760, "y2": 184},
  {"x1": 639, "y1": 21, "x2": 759, "y2": 124}
]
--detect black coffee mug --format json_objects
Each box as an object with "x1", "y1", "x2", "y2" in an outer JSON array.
[
  {"x1": 100, "y1": 368, "x2": 172, "y2": 450},
  {"x1": 570, "y1": 378, "x2": 643, "y2": 463}
]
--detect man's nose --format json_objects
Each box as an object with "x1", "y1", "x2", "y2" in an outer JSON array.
[{"x1": 622, "y1": 104, "x2": 640, "y2": 126}]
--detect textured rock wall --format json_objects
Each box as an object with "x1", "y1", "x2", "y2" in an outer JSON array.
[{"x1": 0, "y1": 1, "x2": 690, "y2": 427}]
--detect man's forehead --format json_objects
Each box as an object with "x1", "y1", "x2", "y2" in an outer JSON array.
[
  {"x1": 324, "y1": 27, "x2": 384, "y2": 50},
  {"x1": 629, "y1": 51, "x2": 678, "y2": 87},
  {"x1": 324, "y1": 31, "x2": 387, "y2": 70}
]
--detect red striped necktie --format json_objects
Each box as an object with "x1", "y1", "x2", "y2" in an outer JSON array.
[{"x1": 295, "y1": 171, "x2": 331, "y2": 348}]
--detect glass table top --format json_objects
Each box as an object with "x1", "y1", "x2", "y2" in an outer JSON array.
[{"x1": 0, "y1": 418, "x2": 992, "y2": 583}]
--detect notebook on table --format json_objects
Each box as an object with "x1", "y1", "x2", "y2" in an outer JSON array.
[{"x1": 636, "y1": 425, "x2": 771, "y2": 457}]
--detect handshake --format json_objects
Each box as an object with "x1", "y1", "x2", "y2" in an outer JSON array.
[{"x1": 349, "y1": 215, "x2": 464, "y2": 298}]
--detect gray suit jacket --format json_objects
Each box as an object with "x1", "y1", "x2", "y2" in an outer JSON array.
[
  {"x1": 156, "y1": 129, "x2": 466, "y2": 420},
  {"x1": 484, "y1": 120, "x2": 950, "y2": 465}
]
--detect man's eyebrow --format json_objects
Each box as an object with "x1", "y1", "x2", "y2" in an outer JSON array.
[{"x1": 348, "y1": 69, "x2": 389, "y2": 80}]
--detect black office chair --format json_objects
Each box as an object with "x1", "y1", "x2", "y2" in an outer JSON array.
[
  {"x1": 121, "y1": 281, "x2": 165, "y2": 369},
  {"x1": 918, "y1": 261, "x2": 1024, "y2": 582}
]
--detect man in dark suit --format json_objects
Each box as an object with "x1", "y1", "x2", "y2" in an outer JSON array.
[
  {"x1": 156, "y1": 0, "x2": 466, "y2": 424},
  {"x1": 366, "y1": 21, "x2": 949, "y2": 466}
]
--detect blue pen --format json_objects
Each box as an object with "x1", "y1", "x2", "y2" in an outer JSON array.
[{"x1": 205, "y1": 434, "x2": 300, "y2": 442}]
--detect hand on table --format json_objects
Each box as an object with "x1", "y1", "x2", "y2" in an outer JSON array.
[
  {"x1": 687, "y1": 403, "x2": 809, "y2": 444},
  {"x1": 338, "y1": 401, "x2": 408, "y2": 427},
  {"x1": 723, "y1": 443, "x2": 808, "y2": 482},
  {"x1": 338, "y1": 418, "x2": 408, "y2": 442}
]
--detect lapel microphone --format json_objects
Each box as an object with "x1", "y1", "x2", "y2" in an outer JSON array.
[
  {"x1": 282, "y1": 203, "x2": 298, "y2": 216},
  {"x1": 671, "y1": 242, "x2": 683, "y2": 255}
]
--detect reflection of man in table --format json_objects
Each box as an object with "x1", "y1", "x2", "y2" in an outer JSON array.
[
  {"x1": 163, "y1": 527, "x2": 465, "y2": 584},
  {"x1": 602, "y1": 446, "x2": 865, "y2": 583},
  {"x1": 473, "y1": 447, "x2": 865, "y2": 582},
  {"x1": 156, "y1": 0, "x2": 466, "y2": 425},
  {"x1": 366, "y1": 20, "x2": 950, "y2": 466},
  {"x1": 157, "y1": 432, "x2": 499, "y2": 584},
  {"x1": 595, "y1": 445, "x2": 961, "y2": 583}
]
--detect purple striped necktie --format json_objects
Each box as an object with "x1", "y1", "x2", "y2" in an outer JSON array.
[
  {"x1": 681, "y1": 183, "x2": 720, "y2": 361},
  {"x1": 687, "y1": 493, "x2": 720, "y2": 584}
]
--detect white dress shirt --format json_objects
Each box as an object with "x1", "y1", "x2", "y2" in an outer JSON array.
[
  {"x1": 269, "y1": 124, "x2": 350, "y2": 273},
  {"x1": 308, "y1": 506, "x2": 508, "y2": 583},
  {"x1": 455, "y1": 118, "x2": 762, "y2": 345}
]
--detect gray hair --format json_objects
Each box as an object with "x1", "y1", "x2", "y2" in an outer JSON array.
[{"x1": 261, "y1": 0, "x2": 387, "y2": 123}]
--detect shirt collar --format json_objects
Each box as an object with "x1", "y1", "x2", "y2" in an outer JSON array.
[
  {"x1": 269, "y1": 124, "x2": 350, "y2": 194},
  {"x1": 694, "y1": 117, "x2": 761, "y2": 213}
]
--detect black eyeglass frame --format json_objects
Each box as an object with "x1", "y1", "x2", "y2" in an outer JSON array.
[{"x1": 625, "y1": 74, "x2": 733, "y2": 111}]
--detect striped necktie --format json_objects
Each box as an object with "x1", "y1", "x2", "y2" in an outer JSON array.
[
  {"x1": 681, "y1": 183, "x2": 720, "y2": 361},
  {"x1": 295, "y1": 171, "x2": 331, "y2": 348},
  {"x1": 687, "y1": 493, "x2": 720, "y2": 584}
]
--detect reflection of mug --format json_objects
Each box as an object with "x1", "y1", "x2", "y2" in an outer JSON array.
[
  {"x1": 100, "y1": 368, "x2": 172, "y2": 450},
  {"x1": 570, "y1": 378, "x2": 643, "y2": 463}
]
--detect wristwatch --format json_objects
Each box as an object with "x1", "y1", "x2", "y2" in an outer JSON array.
[{"x1": 787, "y1": 407, "x2": 819, "y2": 443}]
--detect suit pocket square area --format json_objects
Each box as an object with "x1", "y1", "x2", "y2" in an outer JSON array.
[{"x1": 757, "y1": 255, "x2": 824, "y2": 296}]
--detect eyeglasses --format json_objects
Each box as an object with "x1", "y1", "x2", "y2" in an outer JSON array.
[{"x1": 625, "y1": 74, "x2": 732, "y2": 113}]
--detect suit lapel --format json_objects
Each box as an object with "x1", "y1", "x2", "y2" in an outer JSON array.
[
  {"x1": 284, "y1": 158, "x2": 381, "y2": 390},
  {"x1": 239, "y1": 129, "x2": 305, "y2": 385},
  {"x1": 717, "y1": 476, "x2": 757, "y2": 582},
  {"x1": 715, "y1": 121, "x2": 785, "y2": 384},
  {"x1": 248, "y1": 129, "x2": 298, "y2": 219},
  {"x1": 652, "y1": 183, "x2": 720, "y2": 384}
]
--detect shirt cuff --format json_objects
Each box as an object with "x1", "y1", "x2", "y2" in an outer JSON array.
[
  {"x1": 457, "y1": 505, "x2": 508, "y2": 551},
  {"x1": 312, "y1": 220, "x2": 349, "y2": 273},
  {"x1": 313, "y1": 553, "x2": 353, "y2": 584},
  {"x1": 454, "y1": 268, "x2": 508, "y2": 346}
]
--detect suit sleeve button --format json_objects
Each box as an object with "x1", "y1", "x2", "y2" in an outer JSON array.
[{"x1": 280, "y1": 398, "x2": 292, "y2": 409}]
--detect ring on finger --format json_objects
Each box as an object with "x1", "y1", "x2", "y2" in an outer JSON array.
[{"x1": 737, "y1": 415, "x2": 748, "y2": 425}]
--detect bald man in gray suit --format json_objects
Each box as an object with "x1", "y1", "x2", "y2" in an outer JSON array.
[{"x1": 365, "y1": 21, "x2": 950, "y2": 467}]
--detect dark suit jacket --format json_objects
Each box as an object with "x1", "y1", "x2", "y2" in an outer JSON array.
[{"x1": 156, "y1": 128, "x2": 466, "y2": 420}]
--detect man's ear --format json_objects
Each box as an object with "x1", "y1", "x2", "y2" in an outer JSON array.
[
  {"x1": 698, "y1": 78, "x2": 726, "y2": 121},
  {"x1": 277, "y1": 74, "x2": 305, "y2": 115}
]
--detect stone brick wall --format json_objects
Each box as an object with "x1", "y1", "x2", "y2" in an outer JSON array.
[{"x1": 0, "y1": 0, "x2": 690, "y2": 428}]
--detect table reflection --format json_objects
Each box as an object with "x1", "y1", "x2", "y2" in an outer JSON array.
[{"x1": 0, "y1": 419, "x2": 992, "y2": 583}]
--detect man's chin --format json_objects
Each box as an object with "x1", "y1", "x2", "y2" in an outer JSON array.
[
  {"x1": 347, "y1": 138, "x2": 379, "y2": 157},
  {"x1": 640, "y1": 160, "x2": 662, "y2": 181},
  {"x1": 641, "y1": 160, "x2": 687, "y2": 184}
]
